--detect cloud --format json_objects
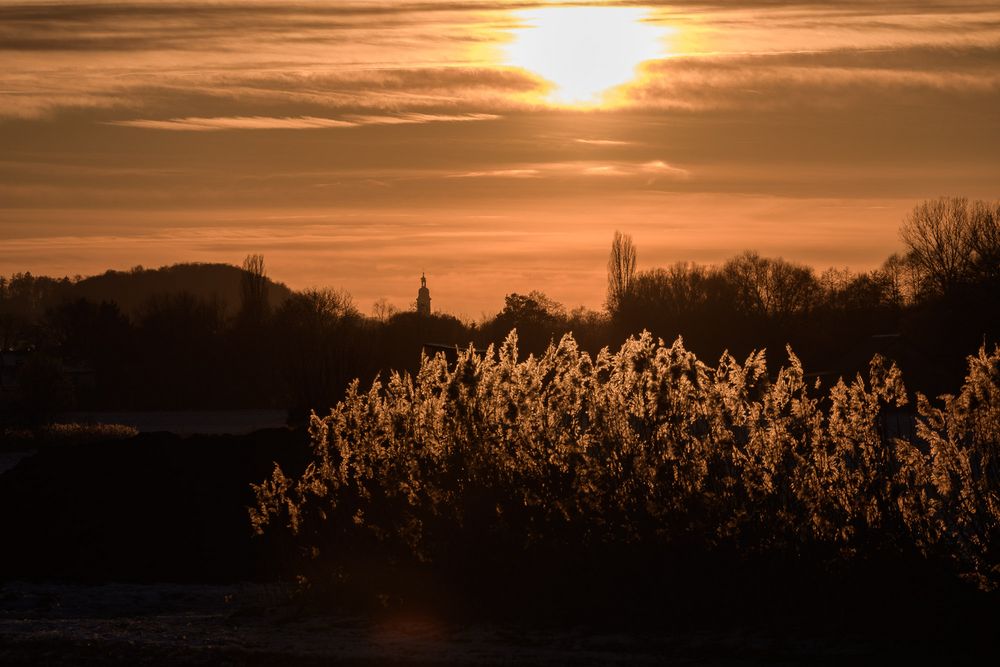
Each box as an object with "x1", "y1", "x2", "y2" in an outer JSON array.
[
  {"x1": 0, "y1": 1, "x2": 549, "y2": 120},
  {"x1": 574, "y1": 138, "x2": 632, "y2": 146},
  {"x1": 346, "y1": 112, "x2": 500, "y2": 125},
  {"x1": 618, "y1": 50, "x2": 1000, "y2": 112},
  {"x1": 6, "y1": 0, "x2": 997, "y2": 122},
  {"x1": 582, "y1": 165, "x2": 628, "y2": 176},
  {"x1": 581, "y1": 160, "x2": 690, "y2": 179},
  {"x1": 639, "y1": 160, "x2": 690, "y2": 177},
  {"x1": 107, "y1": 116, "x2": 359, "y2": 131},
  {"x1": 449, "y1": 168, "x2": 541, "y2": 178},
  {"x1": 448, "y1": 160, "x2": 689, "y2": 180},
  {"x1": 107, "y1": 112, "x2": 500, "y2": 131},
  {"x1": 0, "y1": 66, "x2": 544, "y2": 120}
]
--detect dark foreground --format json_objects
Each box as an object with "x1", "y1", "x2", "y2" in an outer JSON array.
[
  {"x1": 1, "y1": 428, "x2": 998, "y2": 664},
  {"x1": 1, "y1": 581, "x2": 996, "y2": 666},
  {"x1": 0, "y1": 428, "x2": 311, "y2": 582}
]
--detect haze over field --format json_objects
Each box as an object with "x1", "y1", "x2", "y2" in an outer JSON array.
[{"x1": 1, "y1": 0, "x2": 998, "y2": 315}]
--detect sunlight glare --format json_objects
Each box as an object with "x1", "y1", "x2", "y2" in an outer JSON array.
[{"x1": 504, "y1": 6, "x2": 669, "y2": 106}]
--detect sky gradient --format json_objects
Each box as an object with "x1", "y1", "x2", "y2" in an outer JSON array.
[{"x1": 2, "y1": 0, "x2": 998, "y2": 317}]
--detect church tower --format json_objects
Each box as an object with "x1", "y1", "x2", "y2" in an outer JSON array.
[{"x1": 416, "y1": 272, "x2": 431, "y2": 316}]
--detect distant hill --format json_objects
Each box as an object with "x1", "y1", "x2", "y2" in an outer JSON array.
[{"x1": 68, "y1": 263, "x2": 293, "y2": 316}]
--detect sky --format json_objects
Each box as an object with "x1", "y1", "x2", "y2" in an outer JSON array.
[{"x1": 1, "y1": 0, "x2": 998, "y2": 317}]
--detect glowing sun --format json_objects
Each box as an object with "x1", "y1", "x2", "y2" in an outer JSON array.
[{"x1": 504, "y1": 6, "x2": 669, "y2": 106}]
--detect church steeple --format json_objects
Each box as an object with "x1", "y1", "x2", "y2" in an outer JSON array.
[{"x1": 416, "y1": 272, "x2": 431, "y2": 316}]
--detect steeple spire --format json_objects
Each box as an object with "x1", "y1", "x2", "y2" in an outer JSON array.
[{"x1": 416, "y1": 272, "x2": 431, "y2": 316}]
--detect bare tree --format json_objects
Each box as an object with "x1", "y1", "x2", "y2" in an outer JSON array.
[
  {"x1": 372, "y1": 297, "x2": 397, "y2": 323},
  {"x1": 606, "y1": 230, "x2": 636, "y2": 314},
  {"x1": 240, "y1": 253, "x2": 269, "y2": 322},
  {"x1": 970, "y1": 200, "x2": 1000, "y2": 284},
  {"x1": 722, "y1": 251, "x2": 819, "y2": 322},
  {"x1": 878, "y1": 252, "x2": 918, "y2": 308},
  {"x1": 900, "y1": 198, "x2": 978, "y2": 296}
]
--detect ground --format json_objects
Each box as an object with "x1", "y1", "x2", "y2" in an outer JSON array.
[{"x1": 0, "y1": 581, "x2": 992, "y2": 665}]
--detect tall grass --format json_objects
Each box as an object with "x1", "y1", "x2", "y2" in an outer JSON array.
[{"x1": 252, "y1": 331, "x2": 1000, "y2": 590}]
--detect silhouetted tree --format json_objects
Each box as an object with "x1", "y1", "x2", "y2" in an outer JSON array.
[
  {"x1": 607, "y1": 230, "x2": 636, "y2": 315},
  {"x1": 378, "y1": 310, "x2": 472, "y2": 375},
  {"x1": 43, "y1": 298, "x2": 133, "y2": 407},
  {"x1": 489, "y1": 291, "x2": 566, "y2": 356},
  {"x1": 722, "y1": 251, "x2": 819, "y2": 323},
  {"x1": 134, "y1": 292, "x2": 228, "y2": 408},
  {"x1": 969, "y1": 199, "x2": 1000, "y2": 285},
  {"x1": 2, "y1": 272, "x2": 71, "y2": 326},
  {"x1": 615, "y1": 262, "x2": 734, "y2": 358},
  {"x1": 371, "y1": 297, "x2": 397, "y2": 323},
  {"x1": 901, "y1": 197, "x2": 980, "y2": 297},
  {"x1": 239, "y1": 254, "x2": 270, "y2": 323},
  {"x1": 896, "y1": 198, "x2": 1000, "y2": 394},
  {"x1": 879, "y1": 252, "x2": 917, "y2": 308},
  {"x1": 274, "y1": 288, "x2": 370, "y2": 420}
]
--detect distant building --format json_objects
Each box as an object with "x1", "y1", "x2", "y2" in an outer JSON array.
[{"x1": 416, "y1": 272, "x2": 431, "y2": 316}]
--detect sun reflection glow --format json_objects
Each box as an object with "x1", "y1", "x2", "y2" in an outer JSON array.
[{"x1": 504, "y1": 6, "x2": 670, "y2": 106}]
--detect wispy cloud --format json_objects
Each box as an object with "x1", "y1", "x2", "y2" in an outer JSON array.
[
  {"x1": 581, "y1": 160, "x2": 690, "y2": 179},
  {"x1": 623, "y1": 49, "x2": 1000, "y2": 111},
  {"x1": 107, "y1": 113, "x2": 500, "y2": 131},
  {"x1": 107, "y1": 116, "x2": 359, "y2": 131},
  {"x1": 346, "y1": 112, "x2": 500, "y2": 125},
  {"x1": 4, "y1": 1, "x2": 998, "y2": 121},
  {"x1": 574, "y1": 138, "x2": 632, "y2": 146},
  {"x1": 449, "y1": 168, "x2": 541, "y2": 178},
  {"x1": 640, "y1": 160, "x2": 689, "y2": 177},
  {"x1": 448, "y1": 160, "x2": 690, "y2": 180}
]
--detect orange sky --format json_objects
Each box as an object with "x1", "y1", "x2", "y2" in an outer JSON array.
[{"x1": 1, "y1": 1, "x2": 998, "y2": 317}]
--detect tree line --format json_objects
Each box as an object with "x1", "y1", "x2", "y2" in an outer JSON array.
[
  {"x1": 1, "y1": 197, "x2": 997, "y2": 424},
  {"x1": 606, "y1": 196, "x2": 998, "y2": 391}
]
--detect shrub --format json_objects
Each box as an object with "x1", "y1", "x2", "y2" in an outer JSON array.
[{"x1": 252, "y1": 331, "x2": 1000, "y2": 591}]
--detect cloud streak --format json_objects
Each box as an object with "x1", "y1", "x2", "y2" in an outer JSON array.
[
  {"x1": 108, "y1": 112, "x2": 500, "y2": 131},
  {"x1": 574, "y1": 138, "x2": 632, "y2": 146},
  {"x1": 108, "y1": 116, "x2": 359, "y2": 131},
  {"x1": 450, "y1": 168, "x2": 541, "y2": 178},
  {"x1": 448, "y1": 160, "x2": 690, "y2": 180}
]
